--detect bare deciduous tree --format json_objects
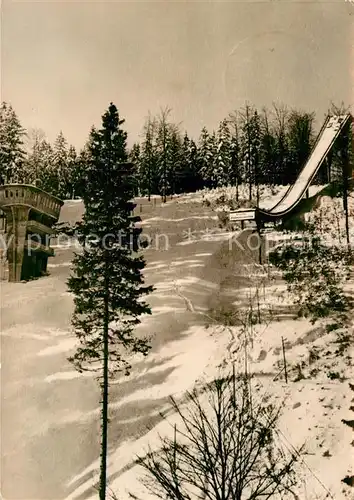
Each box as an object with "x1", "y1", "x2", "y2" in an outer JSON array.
[{"x1": 132, "y1": 370, "x2": 301, "y2": 500}]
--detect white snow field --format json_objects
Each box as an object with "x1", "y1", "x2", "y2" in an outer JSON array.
[{"x1": 1, "y1": 188, "x2": 353, "y2": 500}]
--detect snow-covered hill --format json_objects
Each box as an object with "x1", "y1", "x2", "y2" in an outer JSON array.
[{"x1": 1, "y1": 187, "x2": 353, "y2": 500}]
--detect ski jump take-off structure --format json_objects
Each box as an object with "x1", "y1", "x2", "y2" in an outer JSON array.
[{"x1": 229, "y1": 113, "x2": 353, "y2": 226}]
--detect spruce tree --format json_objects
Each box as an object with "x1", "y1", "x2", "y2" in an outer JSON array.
[
  {"x1": 187, "y1": 137, "x2": 202, "y2": 192},
  {"x1": 229, "y1": 120, "x2": 241, "y2": 200},
  {"x1": 67, "y1": 103, "x2": 153, "y2": 500},
  {"x1": 53, "y1": 131, "x2": 69, "y2": 198},
  {"x1": 24, "y1": 128, "x2": 47, "y2": 185},
  {"x1": 287, "y1": 110, "x2": 314, "y2": 184},
  {"x1": 214, "y1": 118, "x2": 231, "y2": 187},
  {"x1": 155, "y1": 107, "x2": 172, "y2": 202},
  {"x1": 0, "y1": 102, "x2": 26, "y2": 183},
  {"x1": 129, "y1": 142, "x2": 141, "y2": 196},
  {"x1": 240, "y1": 104, "x2": 260, "y2": 201},
  {"x1": 25, "y1": 130, "x2": 55, "y2": 193},
  {"x1": 38, "y1": 140, "x2": 56, "y2": 193},
  {"x1": 259, "y1": 108, "x2": 277, "y2": 186},
  {"x1": 166, "y1": 125, "x2": 182, "y2": 196},
  {"x1": 273, "y1": 104, "x2": 290, "y2": 185},
  {"x1": 180, "y1": 133, "x2": 191, "y2": 193},
  {"x1": 198, "y1": 127, "x2": 215, "y2": 189},
  {"x1": 180, "y1": 133, "x2": 201, "y2": 193},
  {"x1": 67, "y1": 145, "x2": 78, "y2": 199},
  {"x1": 72, "y1": 131, "x2": 96, "y2": 199},
  {"x1": 72, "y1": 148, "x2": 88, "y2": 199},
  {"x1": 140, "y1": 114, "x2": 157, "y2": 199},
  {"x1": 250, "y1": 110, "x2": 261, "y2": 205}
]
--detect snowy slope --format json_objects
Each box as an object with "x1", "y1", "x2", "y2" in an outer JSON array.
[{"x1": 1, "y1": 190, "x2": 353, "y2": 500}]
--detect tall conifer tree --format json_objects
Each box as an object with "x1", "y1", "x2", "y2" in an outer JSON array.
[
  {"x1": 67, "y1": 103, "x2": 153, "y2": 500},
  {"x1": 0, "y1": 102, "x2": 26, "y2": 183}
]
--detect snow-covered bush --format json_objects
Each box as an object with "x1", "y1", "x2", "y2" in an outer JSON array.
[
  {"x1": 306, "y1": 195, "x2": 354, "y2": 246},
  {"x1": 269, "y1": 236, "x2": 353, "y2": 323},
  {"x1": 200, "y1": 184, "x2": 286, "y2": 211}
]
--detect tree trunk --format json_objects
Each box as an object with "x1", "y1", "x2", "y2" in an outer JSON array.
[{"x1": 99, "y1": 277, "x2": 110, "y2": 500}]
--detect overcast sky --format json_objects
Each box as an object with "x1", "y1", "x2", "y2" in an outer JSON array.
[{"x1": 2, "y1": 0, "x2": 353, "y2": 149}]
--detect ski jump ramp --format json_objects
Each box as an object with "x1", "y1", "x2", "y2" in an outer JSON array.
[{"x1": 229, "y1": 113, "x2": 352, "y2": 224}]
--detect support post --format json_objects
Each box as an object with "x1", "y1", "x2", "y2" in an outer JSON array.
[
  {"x1": 7, "y1": 206, "x2": 30, "y2": 282},
  {"x1": 256, "y1": 215, "x2": 263, "y2": 265},
  {"x1": 340, "y1": 121, "x2": 351, "y2": 248},
  {"x1": 281, "y1": 336, "x2": 288, "y2": 384},
  {"x1": 327, "y1": 150, "x2": 333, "y2": 184}
]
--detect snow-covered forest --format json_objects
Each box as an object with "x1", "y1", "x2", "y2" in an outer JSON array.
[{"x1": 0, "y1": 101, "x2": 346, "y2": 200}]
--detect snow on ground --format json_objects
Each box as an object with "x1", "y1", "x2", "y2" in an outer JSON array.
[
  {"x1": 47, "y1": 261, "x2": 73, "y2": 268},
  {"x1": 103, "y1": 189, "x2": 354, "y2": 500},
  {"x1": 307, "y1": 194, "x2": 354, "y2": 242},
  {"x1": 183, "y1": 183, "x2": 328, "y2": 212},
  {"x1": 176, "y1": 230, "x2": 233, "y2": 245},
  {"x1": 71, "y1": 308, "x2": 353, "y2": 500},
  {"x1": 139, "y1": 215, "x2": 218, "y2": 226},
  {"x1": 101, "y1": 286, "x2": 354, "y2": 500},
  {"x1": 1, "y1": 195, "x2": 234, "y2": 499},
  {"x1": 178, "y1": 184, "x2": 286, "y2": 206},
  {"x1": 67, "y1": 324, "x2": 232, "y2": 499},
  {"x1": 262, "y1": 194, "x2": 354, "y2": 252},
  {"x1": 1, "y1": 188, "x2": 354, "y2": 500}
]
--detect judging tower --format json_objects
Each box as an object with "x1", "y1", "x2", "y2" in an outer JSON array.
[{"x1": 0, "y1": 184, "x2": 63, "y2": 282}]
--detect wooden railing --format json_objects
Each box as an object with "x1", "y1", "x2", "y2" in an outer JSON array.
[{"x1": 0, "y1": 184, "x2": 63, "y2": 220}]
